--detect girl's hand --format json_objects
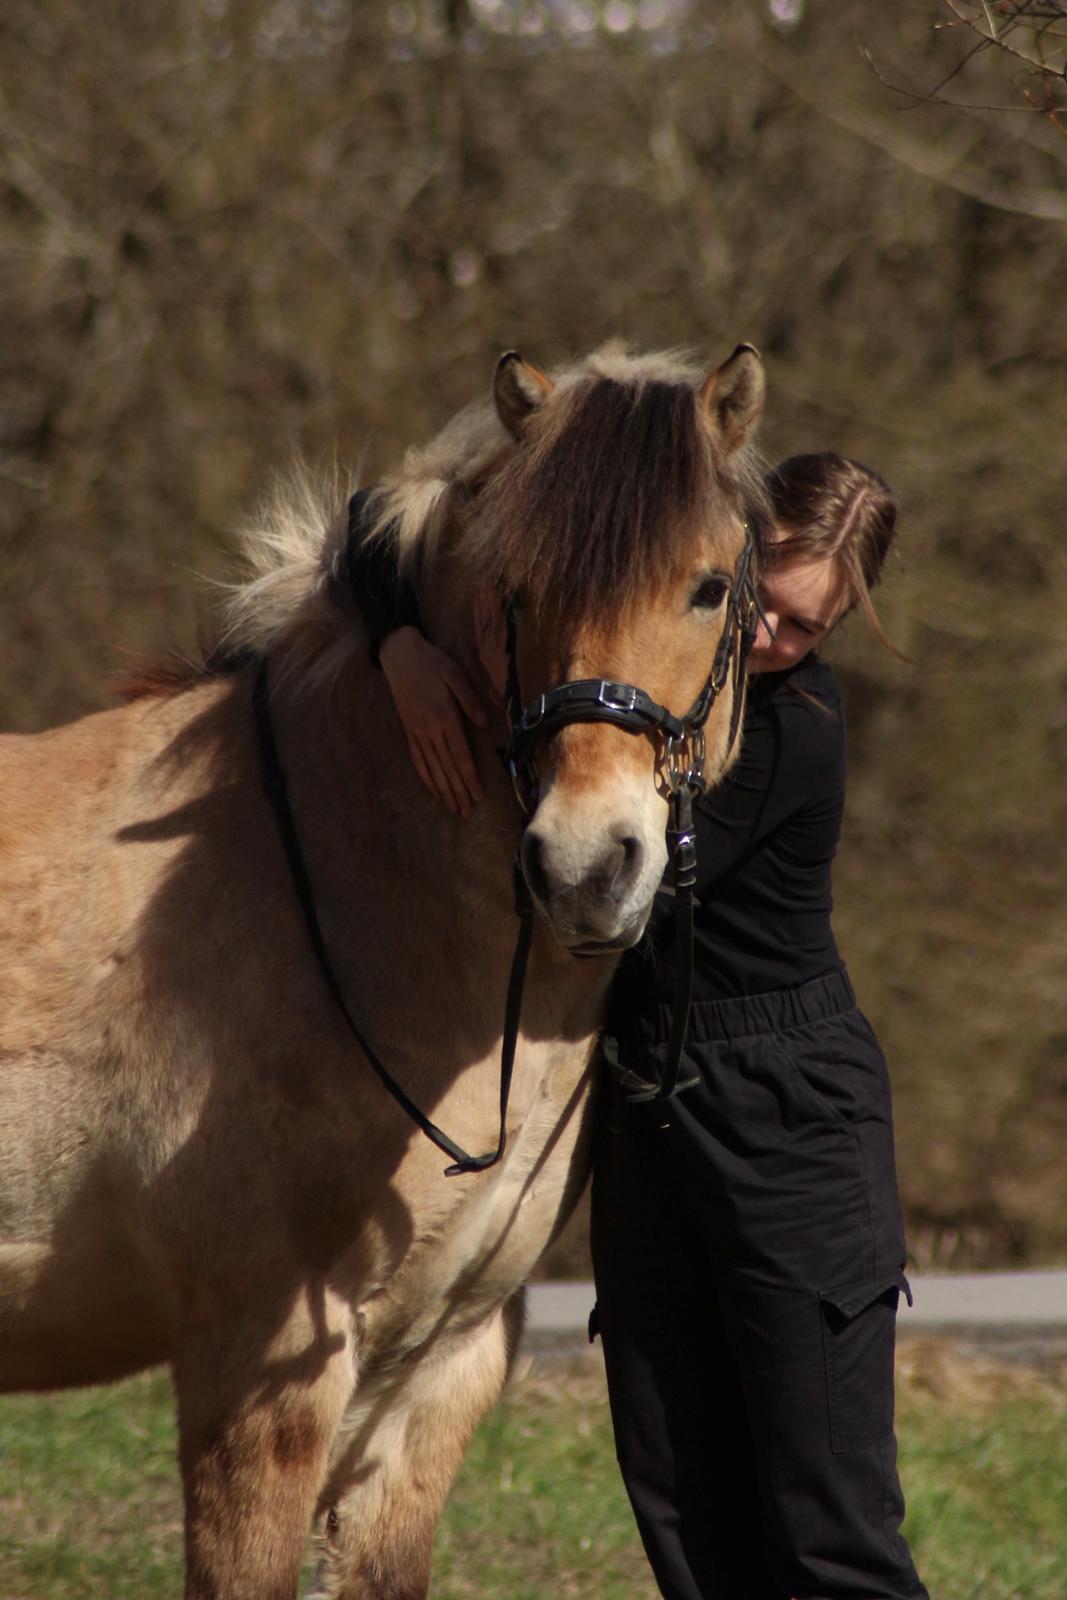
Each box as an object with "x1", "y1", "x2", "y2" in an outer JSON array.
[{"x1": 379, "y1": 626, "x2": 490, "y2": 817}]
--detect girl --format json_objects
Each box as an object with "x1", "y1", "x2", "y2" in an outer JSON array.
[
  {"x1": 589, "y1": 455, "x2": 927, "y2": 1600},
  {"x1": 353, "y1": 452, "x2": 928, "y2": 1600}
]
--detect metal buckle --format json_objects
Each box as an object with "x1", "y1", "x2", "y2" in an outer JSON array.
[
  {"x1": 508, "y1": 755, "x2": 538, "y2": 815},
  {"x1": 688, "y1": 727, "x2": 706, "y2": 783},
  {"x1": 665, "y1": 728, "x2": 707, "y2": 796},
  {"x1": 597, "y1": 681, "x2": 639, "y2": 713},
  {"x1": 520, "y1": 694, "x2": 546, "y2": 731}
]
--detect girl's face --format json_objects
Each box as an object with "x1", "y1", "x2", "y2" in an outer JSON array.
[{"x1": 747, "y1": 534, "x2": 851, "y2": 674}]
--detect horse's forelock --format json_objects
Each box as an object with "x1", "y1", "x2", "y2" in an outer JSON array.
[{"x1": 464, "y1": 370, "x2": 746, "y2": 629}]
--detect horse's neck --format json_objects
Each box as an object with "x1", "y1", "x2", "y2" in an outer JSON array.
[
  {"x1": 267, "y1": 656, "x2": 607, "y2": 1053},
  {"x1": 298, "y1": 657, "x2": 510, "y2": 912}
]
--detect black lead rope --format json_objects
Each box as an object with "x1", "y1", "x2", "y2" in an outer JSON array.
[
  {"x1": 252, "y1": 653, "x2": 529, "y2": 1175},
  {"x1": 600, "y1": 781, "x2": 703, "y2": 1107},
  {"x1": 629, "y1": 598, "x2": 759, "y2": 1107},
  {"x1": 636, "y1": 580, "x2": 759, "y2": 1105},
  {"x1": 665, "y1": 789, "x2": 706, "y2": 1099}
]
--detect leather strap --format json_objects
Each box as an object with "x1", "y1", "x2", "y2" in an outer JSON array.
[
  {"x1": 613, "y1": 782, "x2": 702, "y2": 1105},
  {"x1": 253, "y1": 654, "x2": 527, "y2": 1175}
]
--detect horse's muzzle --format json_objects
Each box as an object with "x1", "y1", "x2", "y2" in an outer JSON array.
[
  {"x1": 521, "y1": 825, "x2": 646, "y2": 932},
  {"x1": 519, "y1": 825, "x2": 653, "y2": 950}
]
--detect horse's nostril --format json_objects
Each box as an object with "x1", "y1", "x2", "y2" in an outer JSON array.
[
  {"x1": 608, "y1": 834, "x2": 643, "y2": 898},
  {"x1": 618, "y1": 834, "x2": 641, "y2": 869}
]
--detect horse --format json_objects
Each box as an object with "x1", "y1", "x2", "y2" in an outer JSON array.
[{"x1": 0, "y1": 340, "x2": 765, "y2": 1599}]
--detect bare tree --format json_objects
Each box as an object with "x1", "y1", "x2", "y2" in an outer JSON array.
[
  {"x1": 862, "y1": 1, "x2": 1067, "y2": 134},
  {"x1": 935, "y1": 1, "x2": 1067, "y2": 130}
]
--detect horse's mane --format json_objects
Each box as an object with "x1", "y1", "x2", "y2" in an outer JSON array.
[{"x1": 122, "y1": 344, "x2": 765, "y2": 700}]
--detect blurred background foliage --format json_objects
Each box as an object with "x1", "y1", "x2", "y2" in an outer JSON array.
[{"x1": 1, "y1": 0, "x2": 1064, "y2": 1267}]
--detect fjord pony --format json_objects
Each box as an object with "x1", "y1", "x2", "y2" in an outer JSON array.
[{"x1": 0, "y1": 343, "x2": 764, "y2": 1598}]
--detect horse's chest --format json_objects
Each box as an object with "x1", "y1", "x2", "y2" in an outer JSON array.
[{"x1": 359, "y1": 1043, "x2": 594, "y2": 1360}]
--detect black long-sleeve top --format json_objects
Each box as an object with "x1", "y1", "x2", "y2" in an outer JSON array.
[
  {"x1": 343, "y1": 489, "x2": 422, "y2": 663},
  {"x1": 645, "y1": 654, "x2": 845, "y2": 1004}
]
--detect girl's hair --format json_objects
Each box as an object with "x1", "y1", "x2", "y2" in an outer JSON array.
[{"x1": 764, "y1": 452, "x2": 898, "y2": 651}]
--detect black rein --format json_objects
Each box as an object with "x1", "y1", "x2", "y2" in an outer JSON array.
[{"x1": 252, "y1": 655, "x2": 532, "y2": 1175}]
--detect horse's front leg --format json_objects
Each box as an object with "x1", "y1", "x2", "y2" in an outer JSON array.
[
  {"x1": 174, "y1": 1284, "x2": 356, "y2": 1600},
  {"x1": 312, "y1": 1293, "x2": 523, "y2": 1600}
]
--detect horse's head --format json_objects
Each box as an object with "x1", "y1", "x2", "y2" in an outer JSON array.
[{"x1": 474, "y1": 344, "x2": 766, "y2": 954}]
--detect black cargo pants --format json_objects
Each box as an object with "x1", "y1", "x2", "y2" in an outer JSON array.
[{"x1": 590, "y1": 969, "x2": 928, "y2": 1600}]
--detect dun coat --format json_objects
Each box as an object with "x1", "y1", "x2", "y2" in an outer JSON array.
[{"x1": 0, "y1": 342, "x2": 764, "y2": 1599}]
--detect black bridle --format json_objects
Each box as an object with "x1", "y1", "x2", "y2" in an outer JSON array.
[
  {"x1": 501, "y1": 524, "x2": 761, "y2": 1103},
  {"x1": 503, "y1": 527, "x2": 759, "y2": 819},
  {"x1": 254, "y1": 522, "x2": 761, "y2": 1175}
]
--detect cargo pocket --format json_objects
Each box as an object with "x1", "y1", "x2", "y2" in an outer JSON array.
[{"x1": 819, "y1": 1272, "x2": 912, "y2": 1454}]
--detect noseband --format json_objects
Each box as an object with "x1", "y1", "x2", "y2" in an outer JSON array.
[{"x1": 503, "y1": 526, "x2": 759, "y2": 817}]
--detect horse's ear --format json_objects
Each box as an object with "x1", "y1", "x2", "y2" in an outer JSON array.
[
  {"x1": 699, "y1": 344, "x2": 765, "y2": 455},
  {"x1": 493, "y1": 351, "x2": 555, "y2": 439}
]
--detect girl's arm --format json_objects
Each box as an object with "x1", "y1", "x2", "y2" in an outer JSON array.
[
  {"x1": 346, "y1": 492, "x2": 493, "y2": 817},
  {"x1": 379, "y1": 626, "x2": 489, "y2": 817}
]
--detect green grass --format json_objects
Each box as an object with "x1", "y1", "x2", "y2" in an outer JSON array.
[
  {"x1": 893, "y1": 1342, "x2": 1067, "y2": 1600},
  {"x1": 0, "y1": 1343, "x2": 1062, "y2": 1598},
  {"x1": 432, "y1": 1357, "x2": 656, "y2": 1600},
  {"x1": 0, "y1": 1371, "x2": 183, "y2": 1598}
]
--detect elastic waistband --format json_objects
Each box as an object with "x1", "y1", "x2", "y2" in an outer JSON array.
[{"x1": 644, "y1": 967, "x2": 856, "y2": 1044}]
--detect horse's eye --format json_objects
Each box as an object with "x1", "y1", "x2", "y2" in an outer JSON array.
[{"x1": 692, "y1": 576, "x2": 729, "y2": 612}]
